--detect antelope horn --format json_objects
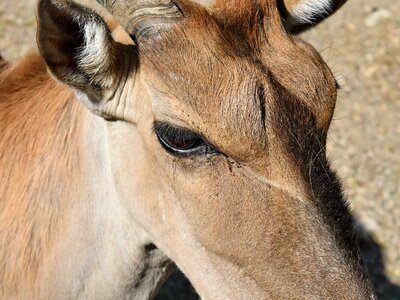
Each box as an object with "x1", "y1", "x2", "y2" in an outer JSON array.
[{"x1": 96, "y1": 0, "x2": 183, "y2": 37}]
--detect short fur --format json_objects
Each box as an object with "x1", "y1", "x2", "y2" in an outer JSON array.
[
  {"x1": 0, "y1": 54, "x2": 80, "y2": 295},
  {"x1": 0, "y1": 0, "x2": 375, "y2": 299}
]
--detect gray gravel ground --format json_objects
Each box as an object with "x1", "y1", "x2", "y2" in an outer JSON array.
[
  {"x1": 1, "y1": 0, "x2": 399, "y2": 299},
  {"x1": 303, "y1": 1, "x2": 400, "y2": 298}
]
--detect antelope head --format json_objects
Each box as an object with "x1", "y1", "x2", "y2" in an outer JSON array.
[{"x1": 37, "y1": 0, "x2": 375, "y2": 298}]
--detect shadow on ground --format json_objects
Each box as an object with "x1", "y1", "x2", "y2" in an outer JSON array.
[
  {"x1": 156, "y1": 268, "x2": 199, "y2": 300},
  {"x1": 155, "y1": 220, "x2": 400, "y2": 299},
  {"x1": 357, "y1": 222, "x2": 400, "y2": 300}
]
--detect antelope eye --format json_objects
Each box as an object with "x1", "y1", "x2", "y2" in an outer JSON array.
[
  {"x1": 159, "y1": 129, "x2": 201, "y2": 151},
  {"x1": 154, "y1": 122, "x2": 219, "y2": 156}
]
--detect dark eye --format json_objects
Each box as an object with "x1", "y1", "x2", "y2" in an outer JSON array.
[{"x1": 154, "y1": 122, "x2": 219, "y2": 156}]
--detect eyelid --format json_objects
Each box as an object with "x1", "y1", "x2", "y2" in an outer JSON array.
[
  {"x1": 153, "y1": 121, "x2": 220, "y2": 156},
  {"x1": 153, "y1": 122, "x2": 197, "y2": 141}
]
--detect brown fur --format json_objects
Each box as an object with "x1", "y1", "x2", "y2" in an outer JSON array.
[
  {"x1": 140, "y1": 2, "x2": 336, "y2": 161},
  {"x1": 0, "y1": 0, "x2": 375, "y2": 299},
  {"x1": 0, "y1": 53, "x2": 84, "y2": 294},
  {"x1": 131, "y1": 2, "x2": 373, "y2": 297}
]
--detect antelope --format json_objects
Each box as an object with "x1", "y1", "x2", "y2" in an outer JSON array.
[{"x1": 0, "y1": 0, "x2": 376, "y2": 299}]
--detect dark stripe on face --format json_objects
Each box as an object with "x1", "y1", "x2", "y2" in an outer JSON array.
[
  {"x1": 256, "y1": 82, "x2": 267, "y2": 133},
  {"x1": 267, "y1": 73, "x2": 369, "y2": 279}
]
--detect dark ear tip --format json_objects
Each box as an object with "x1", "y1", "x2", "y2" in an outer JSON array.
[
  {"x1": 37, "y1": 0, "x2": 87, "y2": 81},
  {"x1": 37, "y1": 0, "x2": 65, "y2": 17}
]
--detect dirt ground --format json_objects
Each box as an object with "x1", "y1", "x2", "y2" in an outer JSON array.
[{"x1": 1, "y1": 0, "x2": 399, "y2": 299}]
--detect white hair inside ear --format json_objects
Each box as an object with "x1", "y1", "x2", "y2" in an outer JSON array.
[
  {"x1": 78, "y1": 19, "x2": 114, "y2": 88},
  {"x1": 291, "y1": 0, "x2": 333, "y2": 24},
  {"x1": 281, "y1": 0, "x2": 346, "y2": 34}
]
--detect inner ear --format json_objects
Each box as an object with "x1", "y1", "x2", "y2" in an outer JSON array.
[{"x1": 37, "y1": 0, "x2": 119, "y2": 99}]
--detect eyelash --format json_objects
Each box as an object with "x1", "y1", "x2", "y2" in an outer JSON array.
[{"x1": 153, "y1": 122, "x2": 219, "y2": 157}]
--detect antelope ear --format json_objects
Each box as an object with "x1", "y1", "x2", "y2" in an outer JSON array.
[
  {"x1": 37, "y1": 0, "x2": 134, "y2": 117},
  {"x1": 279, "y1": 0, "x2": 347, "y2": 34}
]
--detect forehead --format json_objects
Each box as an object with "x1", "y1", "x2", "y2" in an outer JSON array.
[
  {"x1": 143, "y1": 12, "x2": 266, "y2": 148},
  {"x1": 139, "y1": 4, "x2": 333, "y2": 158}
]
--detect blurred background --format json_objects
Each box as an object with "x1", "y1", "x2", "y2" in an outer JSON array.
[{"x1": 1, "y1": 0, "x2": 399, "y2": 299}]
